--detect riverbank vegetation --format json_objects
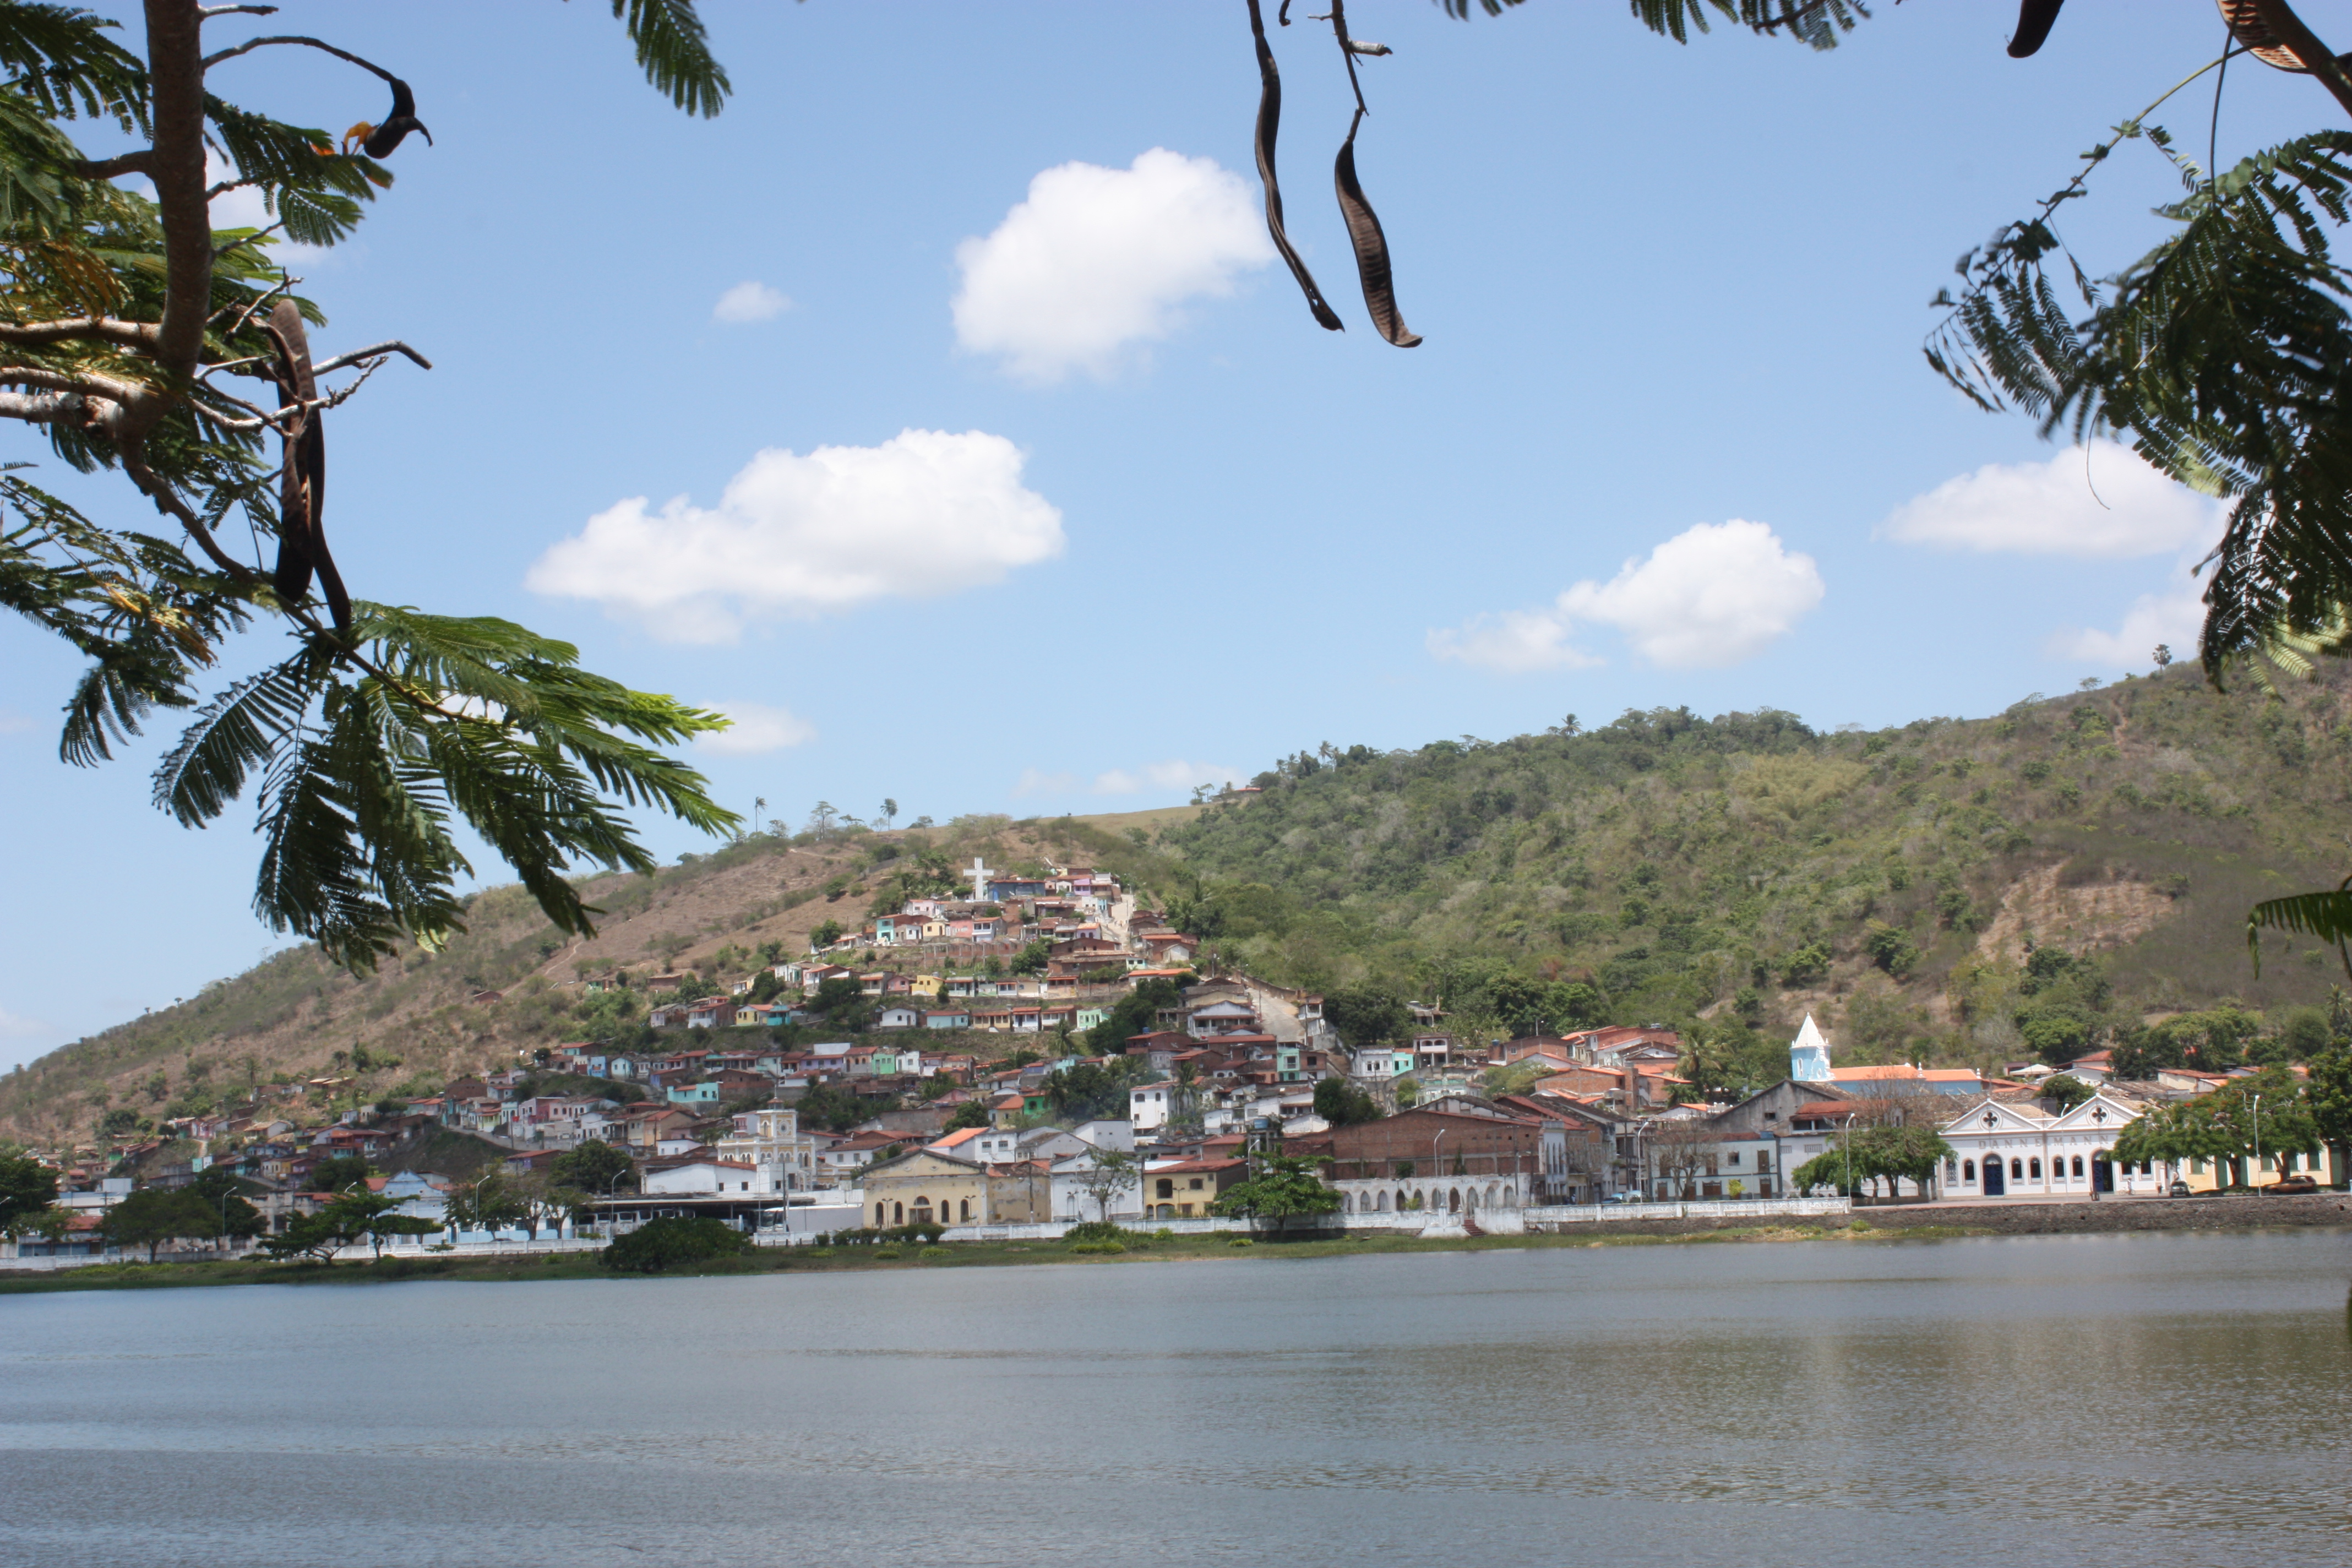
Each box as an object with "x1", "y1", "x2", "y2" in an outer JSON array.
[{"x1": 10, "y1": 1200, "x2": 2348, "y2": 1295}]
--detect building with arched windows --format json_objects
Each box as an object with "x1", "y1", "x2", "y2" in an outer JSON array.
[
  {"x1": 859, "y1": 1148, "x2": 1050, "y2": 1229},
  {"x1": 1936, "y1": 1090, "x2": 2161, "y2": 1199}
]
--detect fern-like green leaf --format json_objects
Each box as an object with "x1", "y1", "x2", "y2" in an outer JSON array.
[
  {"x1": 611, "y1": 0, "x2": 731, "y2": 118},
  {"x1": 2247, "y1": 879, "x2": 2352, "y2": 978}
]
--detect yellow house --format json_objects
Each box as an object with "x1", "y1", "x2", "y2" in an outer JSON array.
[
  {"x1": 862, "y1": 1149, "x2": 1049, "y2": 1229},
  {"x1": 2170, "y1": 1144, "x2": 2339, "y2": 1193},
  {"x1": 911, "y1": 973, "x2": 943, "y2": 999}
]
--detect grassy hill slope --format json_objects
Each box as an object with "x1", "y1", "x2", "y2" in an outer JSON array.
[
  {"x1": 0, "y1": 815, "x2": 1127, "y2": 1148},
  {"x1": 1129, "y1": 663, "x2": 2352, "y2": 1078},
  {"x1": 9, "y1": 662, "x2": 2350, "y2": 1145}
]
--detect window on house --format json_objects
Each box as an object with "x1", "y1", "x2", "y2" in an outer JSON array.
[
  {"x1": 2028, "y1": 1158, "x2": 2042, "y2": 1179},
  {"x1": 1962, "y1": 1159, "x2": 1975, "y2": 1183},
  {"x1": 2011, "y1": 1158, "x2": 2024, "y2": 1180},
  {"x1": 1727, "y1": 1151, "x2": 1741, "y2": 1167},
  {"x1": 1189, "y1": 1178, "x2": 1204, "y2": 1190}
]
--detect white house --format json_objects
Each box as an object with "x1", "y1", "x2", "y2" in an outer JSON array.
[
  {"x1": 1129, "y1": 1080, "x2": 1178, "y2": 1131},
  {"x1": 1937, "y1": 1090, "x2": 2159, "y2": 1199},
  {"x1": 644, "y1": 1157, "x2": 775, "y2": 1196},
  {"x1": 1049, "y1": 1148, "x2": 1147, "y2": 1224},
  {"x1": 1071, "y1": 1119, "x2": 1136, "y2": 1153}
]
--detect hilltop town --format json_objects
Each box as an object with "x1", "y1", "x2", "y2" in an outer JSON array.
[{"x1": 8, "y1": 845, "x2": 2342, "y2": 1266}]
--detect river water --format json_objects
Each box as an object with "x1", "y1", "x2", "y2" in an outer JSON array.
[{"x1": 2, "y1": 1230, "x2": 2347, "y2": 1568}]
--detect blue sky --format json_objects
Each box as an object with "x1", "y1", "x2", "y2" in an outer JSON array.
[{"x1": 1, "y1": 1, "x2": 2331, "y2": 1066}]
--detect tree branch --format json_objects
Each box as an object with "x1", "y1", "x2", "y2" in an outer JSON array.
[
  {"x1": 312, "y1": 340, "x2": 433, "y2": 374},
  {"x1": 0, "y1": 364, "x2": 160, "y2": 419},
  {"x1": 0, "y1": 391, "x2": 88, "y2": 423},
  {"x1": 2251, "y1": 0, "x2": 2352, "y2": 122},
  {"x1": 69, "y1": 150, "x2": 155, "y2": 181},
  {"x1": 201, "y1": 4, "x2": 279, "y2": 17},
  {"x1": 199, "y1": 32, "x2": 397, "y2": 81},
  {"x1": 119, "y1": 442, "x2": 258, "y2": 584},
  {"x1": 144, "y1": 0, "x2": 215, "y2": 394},
  {"x1": 0, "y1": 317, "x2": 162, "y2": 351}
]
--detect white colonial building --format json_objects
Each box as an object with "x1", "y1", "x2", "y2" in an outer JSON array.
[
  {"x1": 1937, "y1": 1089, "x2": 2162, "y2": 1199},
  {"x1": 712, "y1": 1107, "x2": 819, "y2": 1193}
]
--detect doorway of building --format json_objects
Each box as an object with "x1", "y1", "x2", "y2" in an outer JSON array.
[
  {"x1": 1983, "y1": 1157, "x2": 2006, "y2": 1196},
  {"x1": 2092, "y1": 1158, "x2": 2114, "y2": 1193}
]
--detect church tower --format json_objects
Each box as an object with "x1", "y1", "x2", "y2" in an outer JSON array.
[{"x1": 1789, "y1": 1014, "x2": 1831, "y2": 1083}]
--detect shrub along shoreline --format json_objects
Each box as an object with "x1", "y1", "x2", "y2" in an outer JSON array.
[{"x1": 1, "y1": 1197, "x2": 2344, "y2": 1294}]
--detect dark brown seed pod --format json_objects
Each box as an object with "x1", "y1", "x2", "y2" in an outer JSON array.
[
  {"x1": 361, "y1": 76, "x2": 432, "y2": 159},
  {"x1": 1246, "y1": 0, "x2": 1343, "y2": 332},
  {"x1": 1333, "y1": 110, "x2": 1420, "y2": 348},
  {"x1": 266, "y1": 300, "x2": 349, "y2": 635},
  {"x1": 2006, "y1": 0, "x2": 2064, "y2": 58},
  {"x1": 2214, "y1": 0, "x2": 2349, "y2": 73}
]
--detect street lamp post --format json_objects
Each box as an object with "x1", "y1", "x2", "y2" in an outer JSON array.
[{"x1": 1843, "y1": 1113, "x2": 1858, "y2": 1204}]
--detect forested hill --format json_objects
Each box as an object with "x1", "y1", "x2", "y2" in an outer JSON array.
[
  {"x1": 1132, "y1": 661, "x2": 2352, "y2": 1084},
  {"x1": 10, "y1": 660, "x2": 2352, "y2": 1148}
]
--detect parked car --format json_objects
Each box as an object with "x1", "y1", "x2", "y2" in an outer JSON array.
[
  {"x1": 2168, "y1": 1180, "x2": 2192, "y2": 1197},
  {"x1": 1604, "y1": 1191, "x2": 1646, "y2": 1205},
  {"x1": 2263, "y1": 1173, "x2": 2321, "y2": 1194}
]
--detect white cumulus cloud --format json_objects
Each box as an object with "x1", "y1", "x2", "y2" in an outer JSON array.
[
  {"x1": 953, "y1": 148, "x2": 1272, "y2": 383},
  {"x1": 695, "y1": 701, "x2": 816, "y2": 756},
  {"x1": 2049, "y1": 585, "x2": 2205, "y2": 668},
  {"x1": 1092, "y1": 759, "x2": 1239, "y2": 796},
  {"x1": 712, "y1": 281, "x2": 791, "y2": 324},
  {"x1": 1429, "y1": 520, "x2": 1824, "y2": 673},
  {"x1": 525, "y1": 429, "x2": 1065, "y2": 643},
  {"x1": 1879, "y1": 440, "x2": 2224, "y2": 557},
  {"x1": 1011, "y1": 768, "x2": 1079, "y2": 798},
  {"x1": 1424, "y1": 608, "x2": 1607, "y2": 675}
]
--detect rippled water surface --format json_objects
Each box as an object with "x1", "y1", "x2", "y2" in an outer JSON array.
[{"x1": 3, "y1": 1230, "x2": 2348, "y2": 1567}]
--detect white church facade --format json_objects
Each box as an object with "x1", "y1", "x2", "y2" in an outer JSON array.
[{"x1": 1935, "y1": 1090, "x2": 2160, "y2": 1199}]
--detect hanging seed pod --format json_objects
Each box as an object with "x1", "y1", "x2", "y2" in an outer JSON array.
[
  {"x1": 1246, "y1": 0, "x2": 1342, "y2": 331},
  {"x1": 266, "y1": 300, "x2": 350, "y2": 635},
  {"x1": 1333, "y1": 110, "x2": 1420, "y2": 347},
  {"x1": 2216, "y1": 0, "x2": 2335, "y2": 72},
  {"x1": 2006, "y1": 0, "x2": 2065, "y2": 58}
]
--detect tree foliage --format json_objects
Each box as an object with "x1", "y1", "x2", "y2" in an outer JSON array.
[
  {"x1": 1789, "y1": 1124, "x2": 1954, "y2": 1200},
  {"x1": 306, "y1": 1152, "x2": 372, "y2": 1194},
  {"x1": 2110, "y1": 1066, "x2": 2321, "y2": 1183},
  {"x1": 0, "y1": 2, "x2": 738, "y2": 968},
  {"x1": 601, "y1": 1214, "x2": 752, "y2": 1273},
  {"x1": 1043, "y1": 1060, "x2": 1139, "y2": 1124},
  {"x1": 1084, "y1": 974, "x2": 1184, "y2": 1055},
  {"x1": 1211, "y1": 1152, "x2": 1340, "y2": 1234},
  {"x1": 0, "y1": 1152, "x2": 58, "y2": 1231},
  {"x1": 1312, "y1": 1075, "x2": 1383, "y2": 1127},
  {"x1": 550, "y1": 1138, "x2": 634, "y2": 1196}
]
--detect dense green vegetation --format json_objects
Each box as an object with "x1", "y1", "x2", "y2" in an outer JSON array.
[{"x1": 1090, "y1": 663, "x2": 2352, "y2": 1087}]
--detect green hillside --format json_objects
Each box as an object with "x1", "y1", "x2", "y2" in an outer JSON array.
[
  {"x1": 1112, "y1": 663, "x2": 2352, "y2": 1086},
  {"x1": 9, "y1": 661, "x2": 2350, "y2": 1150}
]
